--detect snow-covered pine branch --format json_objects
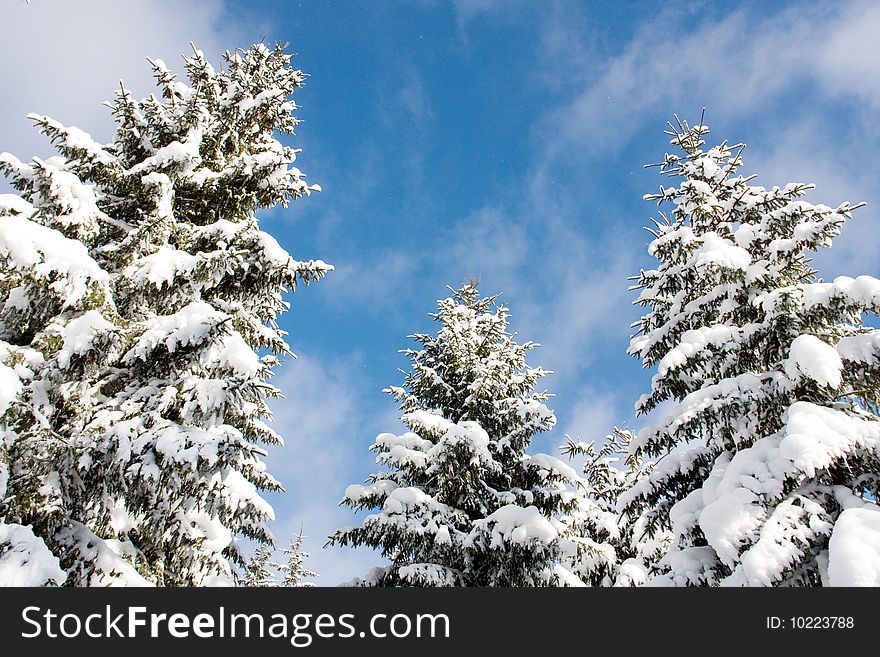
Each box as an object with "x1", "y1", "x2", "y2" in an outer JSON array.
[
  {"x1": 331, "y1": 282, "x2": 583, "y2": 586},
  {"x1": 0, "y1": 43, "x2": 329, "y2": 586},
  {"x1": 624, "y1": 115, "x2": 880, "y2": 586}
]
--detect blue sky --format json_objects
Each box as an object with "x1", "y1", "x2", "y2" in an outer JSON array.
[{"x1": 2, "y1": 0, "x2": 879, "y2": 584}]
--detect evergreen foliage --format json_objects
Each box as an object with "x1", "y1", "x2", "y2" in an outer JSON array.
[
  {"x1": 622, "y1": 115, "x2": 880, "y2": 586},
  {"x1": 332, "y1": 283, "x2": 582, "y2": 586},
  {"x1": 0, "y1": 43, "x2": 328, "y2": 585}
]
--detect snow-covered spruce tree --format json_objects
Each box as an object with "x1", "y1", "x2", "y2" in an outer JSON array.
[
  {"x1": 242, "y1": 544, "x2": 278, "y2": 587},
  {"x1": 331, "y1": 283, "x2": 582, "y2": 586},
  {"x1": 240, "y1": 530, "x2": 316, "y2": 587},
  {"x1": 0, "y1": 43, "x2": 328, "y2": 586},
  {"x1": 276, "y1": 530, "x2": 317, "y2": 587},
  {"x1": 559, "y1": 428, "x2": 670, "y2": 586},
  {"x1": 622, "y1": 116, "x2": 880, "y2": 586}
]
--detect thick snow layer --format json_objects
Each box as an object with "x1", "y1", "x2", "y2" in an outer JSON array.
[
  {"x1": 836, "y1": 332, "x2": 880, "y2": 365},
  {"x1": 615, "y1": 558, "x2": 649, "y2": 587},
  {"x1": 127, "y1": 245, "x2": 198, "y2": 288},
  {"x1": 398, "y1": 563, "x2": 460, "y2": 586},
  {"x1": 124, "y1": 301, "x2": 226, "y2": 362},
  {"x1": 210, "y1": 334, "x2": 262, "y2": 377},
  {"x1": 57, "y1": 310, "x2": 117, "y2": 368},
  {"x1": 655, "y1": 545, "x2": 719, "y2": 586},
  {"x1": 0, "y1": 193, "x2": 35, "y2": 216},
  {"x1": 0, "y1": 214, "x2": 107, "y2": 304},
  {"x1": 662, "y1": 401, "x2": 879, "y2": 585},
  {"x1": 0, "y1": 360, "x2": 22, "y2": 418},
  {"x1": 723, "y1": 496, "x2": 831, "y2": 587},
  {"x1": 780, "y1": 402, "x2": 880, "y2": 478},
  {"x1": 57, "y1": 523, "x2": 152, "y2": 587},
  {"x1": 528, "y1": 453, "x2": 580, "y2": 482},
  {"x1": 828, "y1": 507, "x2": 880, "y2": 586},
  {"x1": 382, "y1": 487, "x2": 434, "y2": 514},
  {"x1": 0, "y1": 523, "x2": 66, "y2": 586},
  {"x1": 344, "y1": 479, "x2": 399, "y2": 504},
  {"x1": 784, "y1": 334, "x2": 842, "y2": 388},
  {"x1": 657, "y1": 324, "x2": 735, "y2": 377},
  {"x1": 470, "y1": 504, "x2": 558, "y2": 548},
  {"x1": 693, "y1": 232, "x2": 751, "y2": 271},
  {"x1": 698, "y1": 487, "x2": 763, "y2": 568}
]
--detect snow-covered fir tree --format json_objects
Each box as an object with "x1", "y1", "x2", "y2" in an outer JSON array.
[
  {"x1": 242, "y1": 544, "x2": 278, "y2": 587},
  {"x1": 331, "y1": 283, "x2": 583, "y2": 586},
  {"x1": 621, "y1": 115, "x2": 880, "y2": 586},
  {"x1": 240, "y1": 530, "x2": 316, "y2": 587},
  {"x1": 560, "y1": 428, "x2": 670, "y2": 586},
  {"x1": 276, "y1": 530, "x2": 316, "y2": 587},
  {"x1": 0, "y1": 43, "x2": 328, "y2": 586}
]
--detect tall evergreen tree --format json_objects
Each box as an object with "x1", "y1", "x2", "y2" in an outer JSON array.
[
  {"x1": 0, "y1": 43, "x2": 328, "y2": 585},
  {"x1": 560, "y1": 428, "x2": 669, "y2": 586},
  {"x1": 622, "y1": 115, "x2": 880, "y2": 586},
  {"x1": 331, "y1": 283, "x2": 582, "y2": 586}
]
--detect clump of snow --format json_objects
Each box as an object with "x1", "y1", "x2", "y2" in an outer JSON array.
[
  {"x1": 127, "y1": 246, "x2": 198, "y2": 288},
  {"x1": 0, "y1": 214, "x2": 108, "y2": 305},
  {"x1": 382, "y1": 487, "x2": 432, "y2": 515},
  {"x1": 657, "y1": 324, "x2": 735, "y2": 377},
  {"x1": 693, "y1": 232, "x2": 751, "y2": 271},
  {"x1": 124, "y1": 301, "x2": 226, "y2": 362},
  {"x1": 0, "y1": 360, "x2": 22, "y2": 418},
  {"x1": 698, "y1": 487, "x2": 763, "y2": 568},
  {"x1": 344, "y1": 479, "x2": 399, "y2": 504},
  {"x1": 402, "y1": 409, "x2": 452, "y2": 438},
  {"x1": 836, "y1": 332, "x2": 880, "y2": 365},
  {"x1": 469, "y1": 504, "x2": 558, "y2": 548},
  {"x1": 398, "y1": 563, "x2": 459, "y2": 586},
  {"x1": 779, "y1": 402, "x2": 880, "y2": 478},
  {"x1": 257, "y1": 230, "x2": 291, "y2": 266},
  {"x1": 828, "y1": 507, "x2": 880, "y2": 586},
  {"x1": 784, "y1": 334, "x2": 842, "y2": 388},
  {"x1": 0, "y1": 523, "x2": 66, "y2": 586},
  {"x1": 375, "y1": 431, "x2": 432, "y2": 470},
  {"x1": 655, "y1": 545, "x2": 719, "y2": 586},
  {"x1": 57, "y1": 310, "x2": 117, "y2": 368},
  {"x1": 615, "y1": 558, "x2": 649, "y2": 587}
]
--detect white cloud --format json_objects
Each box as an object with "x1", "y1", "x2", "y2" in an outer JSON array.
[
  {"x1": 0, "y1": 0, "x2": 261, "y2": 161},
  {"x1": 560, "y1": 391, "x2": 620, "y2": 444},
  {"x1": 265, "y1": 352, "x2": 399, "y2": 585},
  {"x1": 317, "y1": 251, "x2": 420, "y2": 318},
  {"x1": 439, "y1": 201, "x2": 638, "y2": 389},
  {"x1": 540, "y1": 1, "x2": 880, "y2": 163},
  {"x1": 745, "y1": 118, "x2": 880, "y2": 277}
]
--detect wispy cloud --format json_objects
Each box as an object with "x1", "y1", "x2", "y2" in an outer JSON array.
[
  {"x1": 0, "y1": 0, "x2": 268, "y2": 162},
  {"x1": 265, "y1": 352, "x2": 402, "y2": 585},
  {"x1": 537, "y1": 0, "x2": 880, "y2": 168}
]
